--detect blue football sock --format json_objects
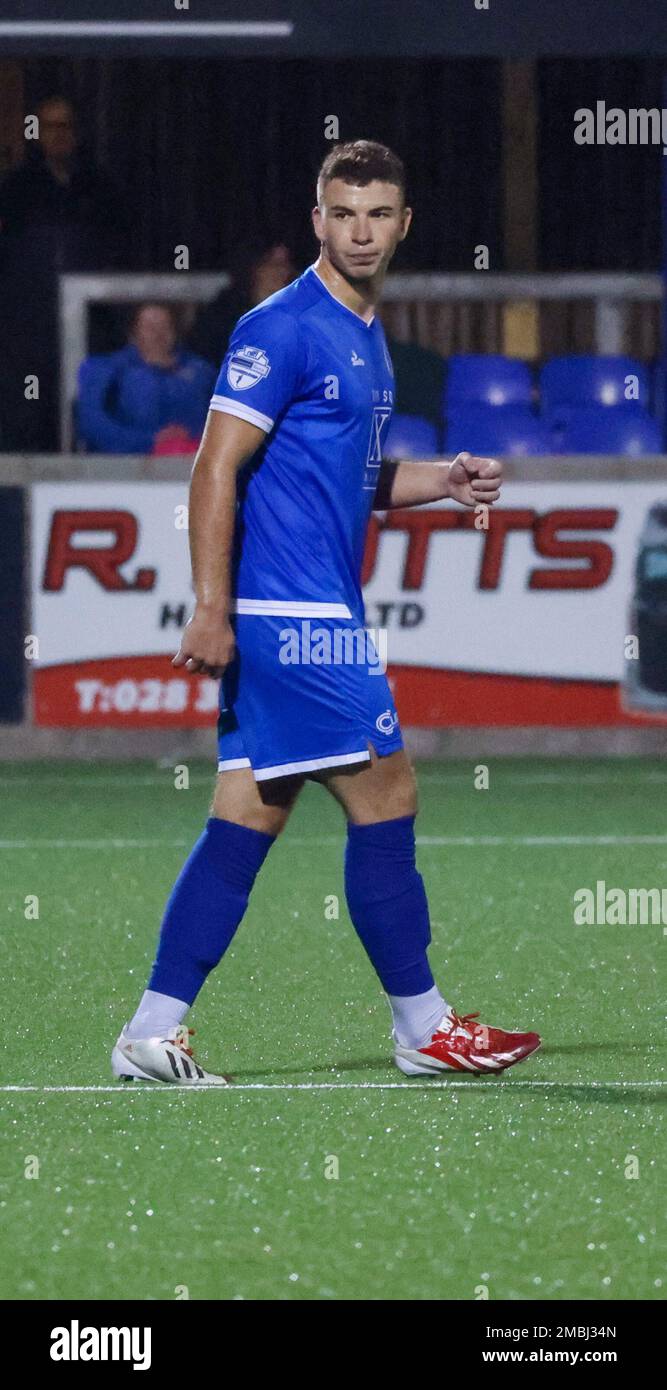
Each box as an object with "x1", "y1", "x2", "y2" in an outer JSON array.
[
  {"x1": 344, "y1": 814, "x2": 436, "y2": 996},
  {"x1": 148, "y1": 817, "x2": 275, "y2": 1006}
]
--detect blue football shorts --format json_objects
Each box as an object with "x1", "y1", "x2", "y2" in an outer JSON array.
[{"x1": 217, "y1": 612, "x2": 403, "y2": 781}]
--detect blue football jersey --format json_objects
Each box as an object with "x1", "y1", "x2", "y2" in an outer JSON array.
[{"x1": 210, "y1": 264, "x2": 395, "y2": 621}]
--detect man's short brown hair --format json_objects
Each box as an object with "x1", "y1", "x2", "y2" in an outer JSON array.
[{"x1": 317, "y1": 140, "x2": 406, "y2": 205}]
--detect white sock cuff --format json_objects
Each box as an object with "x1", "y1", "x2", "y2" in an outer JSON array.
[
  {"x1": 387, "y1": 985, "x2": 448, "y2": 1049},
  {"x1": 125, "y1": 989, "x2": 190, "y2": 1040}
]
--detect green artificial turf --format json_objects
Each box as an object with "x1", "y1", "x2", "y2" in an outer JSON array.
[{"x1": 0, "y1": 758, "x2": 664, "y2": 1300}]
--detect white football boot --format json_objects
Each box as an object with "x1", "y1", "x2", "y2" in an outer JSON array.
[{"x1": 112, "y1": 1023, "x2": 230, "y2": 1085}]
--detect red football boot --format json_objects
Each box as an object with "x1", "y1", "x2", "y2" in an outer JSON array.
[{"x1": 394, "y1": 1008, "x2": 541, "y2": 1077}]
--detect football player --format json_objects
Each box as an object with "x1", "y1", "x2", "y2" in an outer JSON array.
[{"x1": 112, "y1": 141, "x2": 540, "y2": 1085}]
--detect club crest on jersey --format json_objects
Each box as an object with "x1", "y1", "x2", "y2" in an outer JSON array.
[{"x1": 227, "y1": 345, "x2": 271, "y2": 391}]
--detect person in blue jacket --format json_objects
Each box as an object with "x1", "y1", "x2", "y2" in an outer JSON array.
[{"x1": 77, "y1": 302, "x2": 216, "y2": 453}]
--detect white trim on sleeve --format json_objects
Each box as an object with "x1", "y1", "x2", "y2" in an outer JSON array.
[
  {"x1": 210, "y1": 394, "x2": 274, "y2": 432},
  {"x1": 217, "y1": 757, "x2": 252, "y2": 772}
]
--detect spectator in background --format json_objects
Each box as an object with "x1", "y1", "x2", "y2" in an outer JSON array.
[
  {"x1": 0, "y1": 95, "x2": 126, "y2": 277},
  {"x1": 0, "y1": 95, "x2": 129, "y2": 451},
  {"x1": 189, "y1": 240, "x2": 445, "y2": 431},
  {"x1": 189, "y1": 241, "x2": 297, "y2": 365},
  {"x1": 77, "y1": 302, "x2": 215, "y2": 454},
  {"x1": 188, "y1": 238, "x2": 445, "y2": 430}
]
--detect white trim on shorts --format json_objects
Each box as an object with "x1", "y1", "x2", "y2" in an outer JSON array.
[
  {"x1": 253, "y1": 749, "x2": 371, "y2": 781},
  {"x1": 217, "y1": 749, "x2": 372, "y2": 780},
  {"x1": 233, "y1": 598, "x2": 353, "y2": 618}
]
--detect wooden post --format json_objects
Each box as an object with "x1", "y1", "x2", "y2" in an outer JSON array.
[
  {"x1": 501, "y1": 60, "x2": 539, "y2": 359},
  {"x1": 0, "y1": 61, "x2": 25, "y2": 177}
]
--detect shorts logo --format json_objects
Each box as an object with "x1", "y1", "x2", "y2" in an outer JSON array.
[
  {"x1": 227, "y1": 345, "x2": 271, "y2": 391},
  {"x1": 376, "y1": 708, "x2": 399, "y2": 735}
]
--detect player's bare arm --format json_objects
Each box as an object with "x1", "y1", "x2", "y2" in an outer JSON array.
[
  {"x1": 172, "y1": 410, "x2": 265, "y2": 678},
  {"x1": 373, "y1": 450, "x2": 502, "y2": 510}
]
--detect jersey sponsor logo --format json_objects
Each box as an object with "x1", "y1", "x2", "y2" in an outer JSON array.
[
  {"x1": 227, "y1": 345, "x2": 271, "y2": 391},
  {"x1": 351, "y1": 349, "x2": 365, "y2": 366},
  {"x1": 364, "y1": 405, "x2": 393, "y2": 489},
  {"x1": 376, "y1": 707, "x2": 399, "y2": 735}
]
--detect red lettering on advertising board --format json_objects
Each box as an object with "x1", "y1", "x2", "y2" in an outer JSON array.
[
  {"x1": 362, "y1": 507, "x2": 618, "y2": 592},
  {"x1": 362, "y1": 510, "x2": 463, "y2": 588},
  {"x1": 475, "y1": 509, "x2": 536, "y2": 589},
  {"x1": 529, "y1": 509, "x2": 617, "y2": 589},
  {"x1": 42, "y1": 510, "x2": 156, "y2": 592},
  {"x1": 361, "y1": 515, "x2": 381, "y2": 586}
]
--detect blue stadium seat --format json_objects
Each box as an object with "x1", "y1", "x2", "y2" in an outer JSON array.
[
  {"x1": 384, "y1": 413, "x2": 439, "y2": 457},
  {"x1": 444, "y1": 405, "x2": 552, "y2": 456},
  {"x1": 540, "y1": 355, "x2": 650, "y2": 422},
  {"x1": 560, "y1": 407, "x2": 663, "y2": 455},
  {"x1": 445, "y1": 354, "x2": 534, "y2": 409}
]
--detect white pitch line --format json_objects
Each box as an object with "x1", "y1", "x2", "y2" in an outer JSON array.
[
  {"x1": 417, "y1": 834, "x2": 667, "y2": 846},
  {"x1": 0, "y1": 1081, "x2": 664, "y2": 1094},
  {"x1": 0, "y1": 776, "x2": 214, "y2": 788},
  {"x1": 418, "y1": 772, "x2": 667, "y2": 786},
  {"x1": 0, "y1": 23, "x2": 294, "y2": 39},
  {"x1": 0, "y1": 839, "x2": 190, "y2": 850},
  {"x1": 1, "y1": 834, "x2": 666, "y2": 850}
]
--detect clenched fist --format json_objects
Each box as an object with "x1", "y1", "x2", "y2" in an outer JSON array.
[{"x1": 447, "y1": 452, "x2": 503, "y2": 508}]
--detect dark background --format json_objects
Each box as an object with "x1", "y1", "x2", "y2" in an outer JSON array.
[
  {"x1": 14, "y1": 55, "x2": 666, "y2": 273},
  {"x1": 1, "y1": 0, "x2": 667, "y2": 58}
]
